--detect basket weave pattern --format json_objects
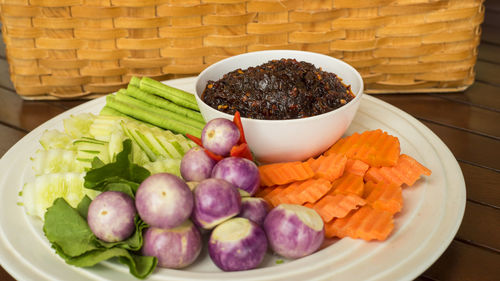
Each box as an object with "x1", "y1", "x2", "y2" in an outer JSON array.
[{"x1": 0, "y1": 0, "x2": 485, "y2": 99}]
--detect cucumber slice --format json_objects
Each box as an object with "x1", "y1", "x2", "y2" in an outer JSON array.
[
  {"x1": 144, "y1": 159, "x2": 181, "y2": 177},
  {"x1": 154, "y1": 134, "x2": 182, "y2": 159},
  {"x1": 138, "y1": 128, "x2": 171, "y2": 158},
  {"x1": 22, "y1": 173, "x2": 100, "y2": 220},
  {"x1": 32, "y1": 149, "x2": 84, "y2": 175},
  {"x1": 121, "y1": 122, "x2": 157, "y2": 162},
  {"x1": 148, "y1": 125, "x2": 195, "y2": 154},
  {"x1": 173, "y1": 134, "x2": 193, "y2": 153},
  {"x1": 39, "y1": 129, "x2": 74, "y2": 150},
  {"x1": 161, "y1": 130, "x2": 186, "y2": 156},
  {"x1": 73, "y1": 137, "x2": 107, "y2": 146},
  {"x1": 108, "y1": 130, "x2": 126, "y2": 161},
  {"x1": 130, "y1": 138, "x2": 151, "y2": 166},
  {"x1": 73, "y1": 138, "x2": 110, "y2": 164},
  {"x1": 89, "y1": 115, "x2": 125, "y2": 141},
  {"x1": 63, "y1": 113, "x2": 96, "y2": 139}
]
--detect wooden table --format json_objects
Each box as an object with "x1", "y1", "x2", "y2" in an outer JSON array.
[{"x1": 1, "y1": 4, "x2": 499, "y2": 281}]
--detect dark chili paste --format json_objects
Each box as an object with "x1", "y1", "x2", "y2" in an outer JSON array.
[{"x1": 201, "y1": 58, "x2": 355, "y2": 120}]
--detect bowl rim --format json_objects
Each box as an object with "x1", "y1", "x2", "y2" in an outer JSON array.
[{"x1": 195, "y1": 49, "x2": 364, "y2": 124}]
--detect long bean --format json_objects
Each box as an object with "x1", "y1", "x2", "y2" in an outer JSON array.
[
  {"x1": 114, "y1": 91, "x2": 205, "y2": 130},
  {"x1": 106, "y1": 95, "x2": 202, "y2": 138},
  {"x1": 128, "y1": 76, "x2": 141, "y2": 88},
  {"x1": 99, "y1": 105, "x2": 127, "y2": 117},
  {"x1": 126, "y1": 85, "x2": 205, "y2": 123},
  {"x1": 139, "y1": 77, "x2": 199, "y2": 111}
]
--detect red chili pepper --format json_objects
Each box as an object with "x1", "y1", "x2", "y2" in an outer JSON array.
[
  {"x1": 230, "y1": 143, "x2": 253, "y2": 161},
  {"x1": 233, "y1": 111, "x2": 247, "y2": 144},
  {"x1": 204, "y1": 149, "x2": 224, "y2": 162},
  {"x1": 186, "y1": 133, "x2": 203, "y2": 147},
  {"x1": 185, "y1": 133, "x2": 224, "y2": 161}
]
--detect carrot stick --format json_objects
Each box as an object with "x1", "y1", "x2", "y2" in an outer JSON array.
[
  {"x1": 281, "y1": 178, "x2": 332, "y2": 205},
  {"x1": 309, "y1": 153, "x2": 347, "y2": 181},
  {"x1": 324, "y1": 129, "x2": 400, "y2": 167},
  {"x1": 298, "y1": 178, "x2": 332, "y2": 204},
  {"x1": 254, "y1": 186, "x2": 274, "y2": 198},
  {"x1": 344, "y1": 158, "x2": 369, "y2": 177},
  {"x1": 364, "y1": 154, "x2": 431, "y2": 187},
  {"x1": 364, "y1": 181, "x2": 403, "y2": 214},
  {"x1": 306, "y1": 193, "x2": 365, "y2": 222},
  {"x1": 259, "y1": 161, "x2": 314, "y2": 186},
  {"x1": 325, "y1": 206, "x2": 394, "y2": 241},
  {"x1": 329, "y1": 172, "x2": 365, "y2": 197},
  {"x1": 348, "y1": 206, "x2": 394, "y2": 241},
  {"x1": 261, "y1": 186, "x2": 287, "y2": 207}
]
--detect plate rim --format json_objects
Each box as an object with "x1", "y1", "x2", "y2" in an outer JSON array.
[{"x1": 0, "y1": 77, "x2": 466, "y2": 281}]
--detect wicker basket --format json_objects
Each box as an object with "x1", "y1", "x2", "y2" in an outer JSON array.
[{"x1": 0, "y1": 0, "x2": 485, "y2": 99}]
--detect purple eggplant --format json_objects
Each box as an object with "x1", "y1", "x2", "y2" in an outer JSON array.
[
  {"x1": 87, "y1": 191, "x2": 136, "y2": 243},
  {"x1": 191, "y1": 178, "x2": 241, "y2": 229},
  {"x1": 211, "y1": 157, "x2": 260, "y2": 196},
  {"x1": 263, "y1": 204, "x2": 324, "y2": 259},
  {"x1": 135, "y1": 173, "x2": 193, "y2": 229},
  {"x1": 208, "y1": 217, "x2": 267, "y2": 271},
  {"x1": 180, "y1": 146, "x2": 216, "y2": 182},
  {"x1": 238, "y1": 197, "x2": 270, "y2": 225},
  {"x1": 142, "y1": 220, "x2": 202, "y2": 269},
  {"x1": 201, "y1": 118, "x2": 240, "y2": 156}
]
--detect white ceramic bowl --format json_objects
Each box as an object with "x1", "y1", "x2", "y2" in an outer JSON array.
[{"x1": 195, "y1": 50, "x2": 364, "y2": 164}]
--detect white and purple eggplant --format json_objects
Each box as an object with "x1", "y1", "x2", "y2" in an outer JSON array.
[
  {"x1": 87, "y1": 191, "x2": 137, "y2": 243},
  {"x1": 191, "y1": 178, "x2": 241, "y2": 229},
  {"x1": 142, "y1": 220, "x2": 202, "y2": 269},
  {"x1": 180, "y1": 146, "x2": 216, "y2": 182},
  {"x1": 263, "y1": 204, "x2": 324, "y2": 259},
  {"x1": 201, "y1": 118, "x2": 240, "y2": 156},
  {"x1": 208, "y1": 217, "x2": 268, "y2": 271},
  {"x1": 135, "y1": 173, "x2": 193, "y2": 229},
  {"x1": 211, "y1": 157, "x2": 260, "y2": 196},
  {"x1": 238, "y1": 197, "x2": 270, "y2": 225}
]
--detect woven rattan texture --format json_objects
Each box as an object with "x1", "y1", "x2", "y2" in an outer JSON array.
[{"x1": 0, "y1": 0, "x2": 485, "y2": 99}]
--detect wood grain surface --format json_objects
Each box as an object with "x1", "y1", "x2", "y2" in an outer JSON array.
[{"x1": 1, "y1": 2, "x2": 499, "y2": 281}]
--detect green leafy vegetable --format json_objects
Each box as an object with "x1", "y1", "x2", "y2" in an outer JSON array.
[
  {"x1": 43, "y1": 141, "x2": 158, "y2": 279},
  {"x1": 84, "y1": 139, "x2": 151, "y2": 196},
  {"x1": 76, "y1": 195, "x2": 92, "y2": 219},
  {"x1": 43, "y1": 197, "x2": 157, "y2": 279},
  {"x1": 44, "y1": 198, "x2": 98, "y2": 257}
]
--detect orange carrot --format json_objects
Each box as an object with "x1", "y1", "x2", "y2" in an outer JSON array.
[
  {"x1": 261, "y1": 186, "x2": 287, "y2": 207},
  {"x1": 364, "y1": 181, "x2": 403, "y2": 214},
  {"x1": 269, "y1": 181, "x2": 303, "y2": 206},
  {"x1": 284, "y1": 178, "x2": 332, "y2": 205},
  {"x1": 364, "y1": 154, "x2": 432, "y2": 187},
  {"x1": 325, "y1": 205, "x2": 394, "y2": 241},
  {"x1": 309, "y1": 153, "x2": 347, "y2": 181},
  {"x1": 259, "y1": 161, "x2": 314, "y2": 187},
  {"x1": 324, "y1": 129, "x2": 400, "y2": 167},
  {"x1": 329, "y1": 172, "x2": 365, "y2": 197},
  {"x1": 305, "y1": 157, "x2": 316, "y2": 166},
  {"x1": 254, "y1": 186, "x2": 274, "y2": 198},
  {"x1": 306, "y1": 193, "x2": 365, "y2": 223},
  {"x1": 364, "y1": 166, "x2": 403, "y2": 186},
  {"x1": 362, "y1": 179, "x2": 376, "y2": 198},
  {"x1": 325, "y1": 216, "x2": 350, "y2": 239},
  {"x1": 256, "y1": 129, "x2": 429, "y2": 243},
  {"x1": 344, "y1": 158, "x2": 369, "y2": 177}
]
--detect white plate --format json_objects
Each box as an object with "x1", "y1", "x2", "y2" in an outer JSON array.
[{"x1": 0, "y1": 77, "x2": 466, "y2": 281}]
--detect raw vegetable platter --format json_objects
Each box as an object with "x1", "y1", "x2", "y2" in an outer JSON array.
[{"x1": 0, "y1": 77, "x2": 466, "y2": 281}]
